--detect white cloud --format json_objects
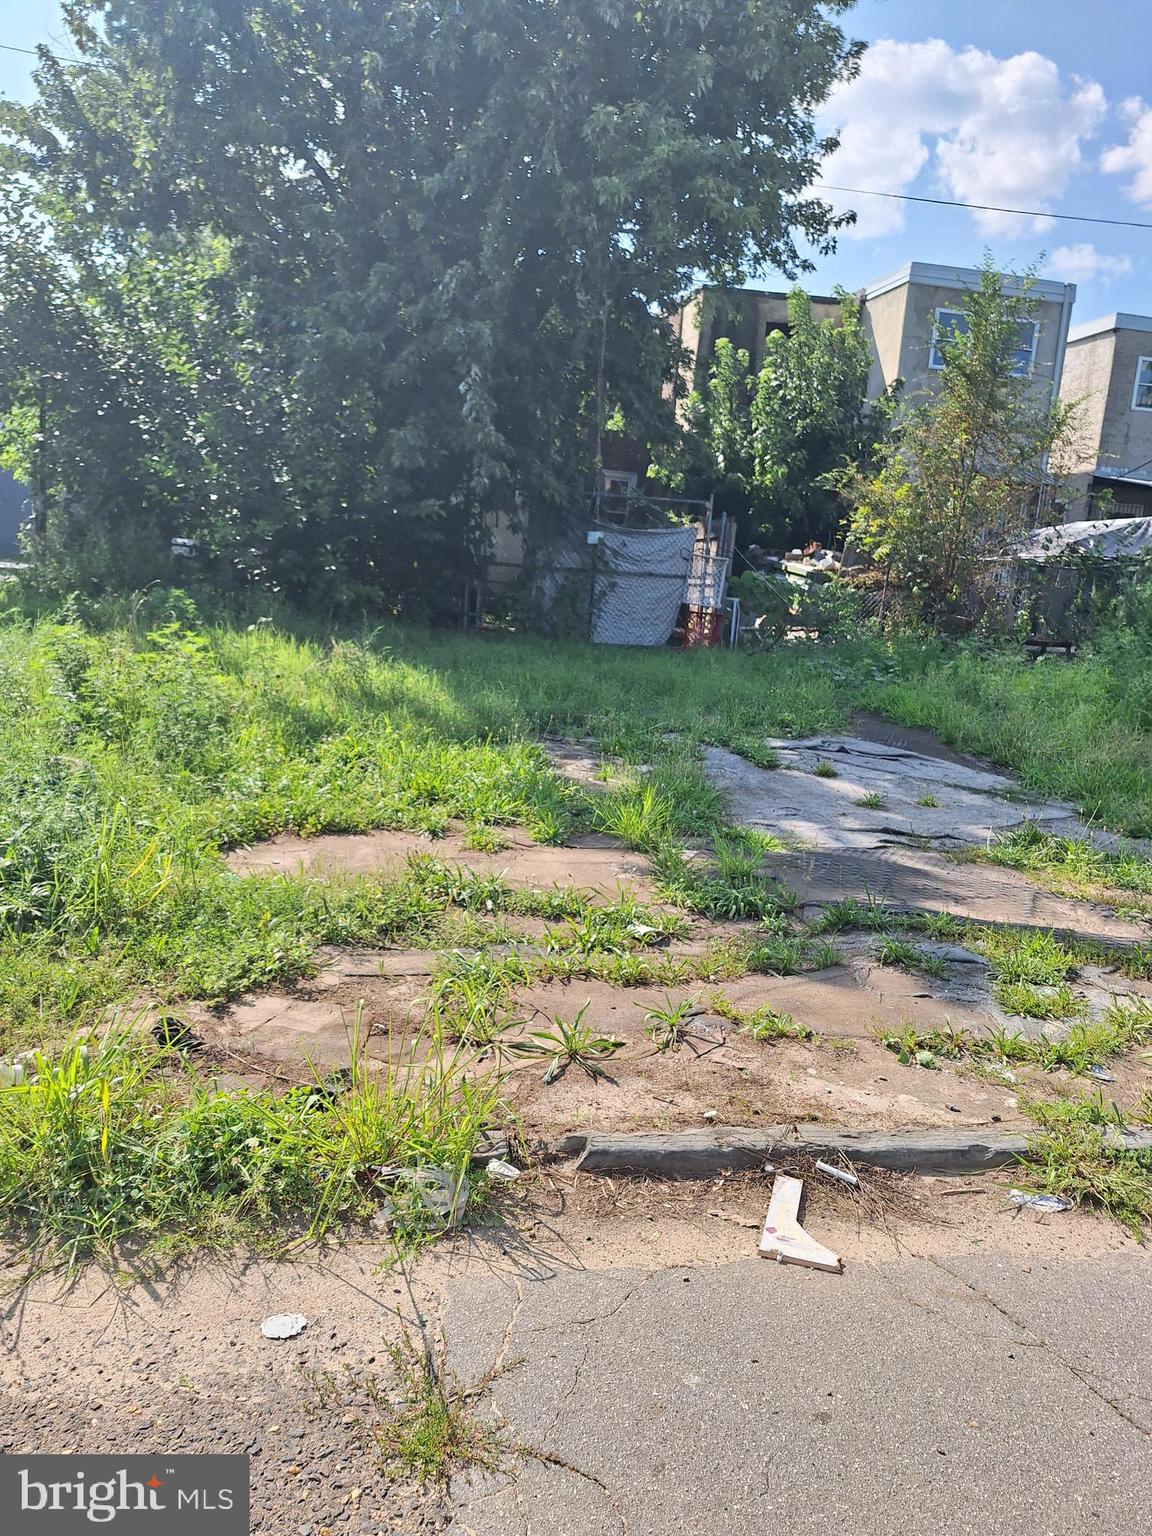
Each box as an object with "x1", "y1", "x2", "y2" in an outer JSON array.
[
  {"x1": 1045, "y1": 244, "x2": 1132, "y2": 283},
  {"x1": 1101, "y1": 96, "x2": 1152, "y2": 205},
  {"x1": 816, "y1": 40, "x2": 1106, "y2": 239}
]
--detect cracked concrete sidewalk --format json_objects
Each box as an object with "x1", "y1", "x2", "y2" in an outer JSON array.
[
  {"x1": 3, "y1": 1186, "x2": 1150, "y2": 1536},
  {"x1": 438, "y1": 1213, "x2": 1152, "y2": 1536}
]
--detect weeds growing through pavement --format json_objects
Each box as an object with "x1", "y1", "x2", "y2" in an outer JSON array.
[
  {"x1": 878, "y1": 997, "x2": 1152, "y2": 1078},
  {"x1": 506, "y1": 1002, "x2": 622, "y2": 1083},
  {"x1": 651, "y1": 843, "x2": 798, "y2": 923},
  {"x1": 315, "y1": 1335, "x2": 506, "y2": 1487},
  {"x1": 980, "y1": 822, "x2": 1152, "y2": 918},
  {"x1": 993, "y1": 979, "x2": 1084, "y2": 1021},
  {"x1": 1022, "y1": 1094, "x2": 1152, "y2": 1236},
  {"x1": 744, "y1": 933, "x2": 844, "y2": 976},
  {"x1": 875, "y1": 936, "x2": 948, "y2": 978},
  {"x1": 709, "y1": 993, "x2": 815, "y2": 1042},
  {"x1": 643, "y1": 995, "x2": 698, "y2": 1053},
  {"x1": 461, "y1": 825, "x2": 510, "y2": 854},
  {"x1": 813, "y1": 895, "x2": 893, "y2": 933}
]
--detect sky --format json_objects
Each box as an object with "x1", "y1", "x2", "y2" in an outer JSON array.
[
  {"x1": 801, "y1": 0, "x2": 1152, "y2": 317},
  {"x1": 1, "y1": 0, "x2": 1150, "y2": 323}
]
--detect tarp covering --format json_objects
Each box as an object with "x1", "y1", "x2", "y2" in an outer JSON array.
[
  {"x1": 591, "y1": 525, "x2": 697, "y2": 645},
  {"x1": 1010, "y1": 516, "x2": 1152, "y2": 563},
  {"x1": 533, "y1": 521, "x2": 729, "y2": 645}
]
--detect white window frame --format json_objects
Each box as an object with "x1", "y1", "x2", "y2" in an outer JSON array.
[
  {"x1": 928, "y1": 306, "x2": 1039, "y2": 377},
  {"x1": 928, "y1": 307, "x2": 966, "y2": 371},
  {"x1": 600, "y1": 469, "x2": 637, "y2": 495},
  {"x1": 1132, "y1": 356, "x2": 1152, "y2": 412}
]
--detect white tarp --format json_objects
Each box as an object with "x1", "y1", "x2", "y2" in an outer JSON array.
[
  {"x1": 591, "y1": 525, "x2": 697, "y2": 645},
  {"x1": 1010, "y1": 516, "x2": 1152, "y2": 563}
]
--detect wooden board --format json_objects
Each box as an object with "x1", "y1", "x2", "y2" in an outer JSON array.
[{"x1": 758, "y1": 1174, "x2": 842, "y2": 1273}]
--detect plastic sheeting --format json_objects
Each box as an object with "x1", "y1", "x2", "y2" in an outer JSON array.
[
  {"x1": 591, "y1": 525, "x2": 698, "y2": 645},
  {"x1": 1010, "y1": 516, "x2": 1152, "y2": 563}
]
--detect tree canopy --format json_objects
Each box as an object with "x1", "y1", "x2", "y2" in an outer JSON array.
[
  {"x1": 657, "y1": 286, "x2": 880, "y2": 546},
  {"x1": 843, "y1": 259, "x2": 1083, "y2": 626},
  {"x1": 0, "y1": 0, "x2": 861, "y2": 609}
]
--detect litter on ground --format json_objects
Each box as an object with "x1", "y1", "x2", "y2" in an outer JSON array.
[
  {"x1": 260, "y1": 1313, "x2": 309, "y2": 1339},
  {"x1": 758, "y1": 1174, "x2": 843, "y2": 1273},
  {"x1": 485, "y1": 1158, "x2": 521, "y2": 1182},
  {"x1": 1008, "y1": 1190, "x2": 1073, "y2": 1214},
  {"x1": 815, "y1": 1159, "x2": 859, "y2": 1187}
]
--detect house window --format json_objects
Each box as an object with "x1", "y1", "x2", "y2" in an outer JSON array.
[
  {"x1": 1133, "y1": 357, "x2": 1152, "y2": 412},
  {"x1": 928, "y1": 307, "x2": 1039, "y2": 377},
  {"x1": 600, "y1": 470, "x2": 637, "y2": 496}
]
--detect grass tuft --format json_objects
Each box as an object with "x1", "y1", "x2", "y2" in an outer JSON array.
[
  {"x1": 710, "y1": 993, "x2": 815, "y2": 1042},
  {"x1": 0, "y1": 1018, "x2": 502, "y2": 1269},
  {"x1": 1023, "y1": 1095, "x2": 1151, "y2": 1236},
  {"x1": 875, "y1": 936, "x2": 948, "y2": 978}
]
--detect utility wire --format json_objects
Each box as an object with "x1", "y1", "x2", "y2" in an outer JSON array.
[
  {"x1": 821, "y1": 184, "x2": 1152, "y2": 232},
  {"x1": 0, "y1": 41, "x2": 94, "y2": 69},
  {"x1": 4, "y1": 38, "x2": 1152, "y2": 232}
]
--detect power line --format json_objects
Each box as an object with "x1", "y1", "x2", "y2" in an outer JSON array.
[
  {"x1": 3, "y1": 40, "x2": 1152, "y2": 234},
  {"x1": 821, "y1": 184, "x2": 1152, "y2": 232},
  {"x1": 0, "y1": 41, "x2": 94, "y2": 69}
]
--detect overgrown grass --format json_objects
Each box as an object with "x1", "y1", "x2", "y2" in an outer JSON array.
[
  {"x1": 978, "y1": 822, "x2": 1152, "y2": 918},
  {"x1": 879, "y1": 997, "x2": 1152, "y2": 1077},
  {"x1": 5, "y1": 610, "x2": 1152, "y2": 1047},
  {"x1": 0, "y1": 1022, "x2": 502, "y2": 1269},
  {"x1": 6, "y1": 604, "x2": 1152, "y2": 1253},
  {"x1": 1022, "y1": 1094, "x2": 1152, "y2": 1236},
  {"x1": 855, "y1": 628, "x2": 1152, "y2": 836},
  {"x1": 651, "y1": 841, "x2": 798, "y2": 922}
]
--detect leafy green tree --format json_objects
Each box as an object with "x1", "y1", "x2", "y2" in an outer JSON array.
[
  {"x1": 660, "y1": 337, "x2": 757, "y2": 518},
  {"x1": 842, "y1": 259, "x2": 1083, "y2": 627},
  {"x1": 657, "y1": 286, "x2": 881, "y2": 546},
  {"x1": 0, "y1": 2, "x2": 861, "y2": 608},
  {"x1": 750, "y1": 287, "x2": 880, "y2": 544}
]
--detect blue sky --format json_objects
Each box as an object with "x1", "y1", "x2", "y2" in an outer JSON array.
[
  {"x1": 801, "y1": 0, "x2": 1152, "y2": 317},
  {"x1": 2, "y1": 0, "x2": 1150, "y2": 321}
]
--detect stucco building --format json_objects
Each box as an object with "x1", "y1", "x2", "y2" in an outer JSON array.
[
  {"x1": 857, "y1": 261, "x2": 1075, "y2": 408},
  {"x1": 673, "y1": 260, "x2": 1077, "y2": 414},
  {"x1": 672, "y1": 286, "x2": 842, "y2": 399},
  {"x1": 1058, "y1": 313, "x2": 1152, "y2": 518}
]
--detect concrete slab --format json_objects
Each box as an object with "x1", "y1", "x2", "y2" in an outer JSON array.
[
  {"x1": 226, "y1": 827, "x2": 656, "y2": 901},
  {"x1": 440, "y1": 1235, "x2": 1152, "y2": 1536},
  {"x1": 774, "y1": 845, "x2": 1150, "y2": 946},
  {"x1": 705, "y1": 740, "x2": 1073, "y2": 853}
]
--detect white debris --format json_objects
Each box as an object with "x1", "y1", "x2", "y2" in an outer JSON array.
[
  {"x1": 1008, "y1": 1190, "x2": 1073, "y2": 1214},
  {"x1": 261, "y1": 1313, "x2": 309, "y2": 1339},
  {"x1": 485, "y1": 1159, "x2": 521, "y2": 1182},
  {"x1": 815, "y1": 1159, "x2": 859, "y2": 1187}
]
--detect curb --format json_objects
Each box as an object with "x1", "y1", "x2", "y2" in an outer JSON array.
[{"x1": 551, "y1": 1124, "x2": 1152, "y2": 1178}]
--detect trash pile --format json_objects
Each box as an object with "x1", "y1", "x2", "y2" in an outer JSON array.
[{"x1": 744, "y1": 542, "x2": 843, "y2": 581}]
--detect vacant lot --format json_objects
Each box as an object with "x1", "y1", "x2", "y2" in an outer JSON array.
[{"x1": 2, "y1": 610, "x2": 1152, "y2": 1263}]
